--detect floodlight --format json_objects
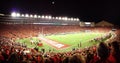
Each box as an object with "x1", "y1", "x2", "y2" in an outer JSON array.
[
  {"x1": 25, "y1": 14, "x2": 29, "y2": 17},
  {"x1": 73, "y1": 18, "x2": 77, "y2": 21},
  {"x1": 76, "y1": 18, "x2": 79, "y2": 21},
  {"x1": 45, "y1": 16, "x2": 48, "y2": 19},
  {"x1": 48, "y1": 16, "x2": 52, "y2": 19},
  {"x1": 70, "y1": 18, "x2": 73, "y2": 21},
  {"x1": 56, "y1": 17, "x2": 58, "y2": 19},
  {"x1": 61, "y1": 17, "x2": 67, "y2": 20},
  {"x1": 21, "y1": 14, "x2": 25, "y2": 17},
  {"x1": 38, "y1": 15, "x2": 41, "y2": 18},
  {"x1": 16, "y1": 13, "x2": 20, "y2": 17},
  {"x1": 11, "y1": 12, "x2": 17, "y2": 17},
  {"x1": 58, "y1": 17, "x2": 62, "y2": 20},
  {"x1": 64, "y1": 17, "x2": 67, "y2": 20},
  {"x1": 34, "y1": 15, "x2": 37, "y2": 18},
  {"x1": 30, "y1": 15, "x2": 33, "y2": 18},
  {"x1": 41, "y1": 15, "x2": 45, "y2": 18}
]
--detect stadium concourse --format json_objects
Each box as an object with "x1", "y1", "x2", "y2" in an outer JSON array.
[{"x1": 0, "y1": 13, "x2": 120, "y2": 63}]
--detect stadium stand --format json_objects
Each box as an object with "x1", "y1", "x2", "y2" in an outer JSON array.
[
  {"x1": 0, "y1": 14, "x2": 120, "y2": 63},
  {"x1": 0, "y1": 24, "x2": 113, "y2": 39}
]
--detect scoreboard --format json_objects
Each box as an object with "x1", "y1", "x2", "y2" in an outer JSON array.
[{"x1": 79, "y1": 22, "x2": 95, "y2": 27}]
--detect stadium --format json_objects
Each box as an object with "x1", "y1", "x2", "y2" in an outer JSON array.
[{"x1": 0, "y1": 12, "x2": 120, "y2": 63}]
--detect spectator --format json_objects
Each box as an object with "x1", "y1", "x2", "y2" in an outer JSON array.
[
  {"x1": 96, "y1": 42, "x2": 110, "y2": 63},
  {"x1": 69, "y1": 54, "x2": 83, "y2": 63},
  {"x1": 108, "y1": 41, "x2": 120, "y2": 63},
  {"x1": 0, "y1": 51, "x2": 4, "y2": 63}
]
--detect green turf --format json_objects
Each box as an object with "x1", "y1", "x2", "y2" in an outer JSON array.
[{"x1": 16, "y1": 32, "x2": 105, "y2": 52}]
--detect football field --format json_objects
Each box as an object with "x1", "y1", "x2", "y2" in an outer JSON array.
[{"x1": 16, "y1": 32, "x2": 105, "y2": 52}]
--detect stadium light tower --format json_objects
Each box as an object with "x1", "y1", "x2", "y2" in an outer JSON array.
[{"x1": 11, "y1": 12, "x2": 17, "y2": 17}]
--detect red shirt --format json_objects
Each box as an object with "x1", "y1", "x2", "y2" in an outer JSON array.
[{"x1": 108, "y1": 54, "x2": 116, "y2": 63}]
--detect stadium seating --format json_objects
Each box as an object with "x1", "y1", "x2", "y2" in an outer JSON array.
[{"x1": 0, "y1": 24, "x2": 112, "y2": 39}]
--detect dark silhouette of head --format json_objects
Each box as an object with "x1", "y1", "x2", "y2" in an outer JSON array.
[
  {"x1": 111, "y1": 41, "x2": 120, "y2": 63},
  {"x1": 69, "y1": 55, "x2": 82, "y2": 63},
  {"x1": 97, "y1": 42, "x2": 110, "y2": 60}
]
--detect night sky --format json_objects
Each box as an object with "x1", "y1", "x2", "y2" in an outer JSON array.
[{"x1": 0, "y1": 0, "x2": 120, "y2": 25}]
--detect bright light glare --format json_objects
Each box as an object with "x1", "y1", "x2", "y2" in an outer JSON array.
[
  {"x1": 56, "y1": 17, "x2": 58, "y2": 19},
  {"x1": 25, "y1": 14, "x2": 29, "y2": 17},
  {"x1": 70, "y1": 18, "x2": 73, "y2": 21},
  {"x1": 30, "y1": 15, "x2": 33, "y2": 17},
  {"x1": 34, "y1": 15, "x2": 37, "y2": 18},
  {"x1": 58, "y1": 17, "x2": 62, "y2": 20},
  {"x1": 73, "y1": 18, "x2": 77, "y2": 21},
  {"x1": 45, "y1": 16, "x2": 48, "y2": 18},
  {"x1": 62, "y1": 17, "x2": 67, "y2": 20},
  {"x1": 41, "y1": 15, "x2": 45, "y2": 18},
  {"x1": 11, "y1": 12, "x2": 17, "y2": 17},
  {"x1": 38, "y1": 15, "x2": 41, "y2": 18},
  {"x1": 16, "y1": 13, "x2": 20, "y2": 17},
  {"x1": 48, "y1": 16, "x2": 52, "y2": 19},
  {"x1": 85, "y1": 22, "x2": 91, "y2": 24},
  {"x1": 76, "y1": 18, "x2": 79, "y2": 21},
  {"x1": 21, "y1": 14, "x2": 25, "y2": 17},
  {"x1": 64, "y1": 17, "x2": 67, "y2": 20}
]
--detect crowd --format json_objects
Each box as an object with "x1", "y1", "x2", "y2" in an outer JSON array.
[
  {"x1": 0, "y1": 24, "x2": 112, "y2": 39},
  {"x1": 0, "y1": 35, "x2": 120, "y2": 63}
]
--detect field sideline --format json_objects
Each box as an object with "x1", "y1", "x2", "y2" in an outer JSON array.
[{"x1": 16, "y1": 32, "x2": 105, "y2": 52}]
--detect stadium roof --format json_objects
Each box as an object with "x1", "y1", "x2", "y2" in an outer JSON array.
[{"x1": 96, "y1": 20, "x2": 114, "y2": 27}]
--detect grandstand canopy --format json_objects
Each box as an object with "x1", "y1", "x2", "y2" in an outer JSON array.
[{"x1": 95, "y1": 20, "x2": 114, "y2": 27}]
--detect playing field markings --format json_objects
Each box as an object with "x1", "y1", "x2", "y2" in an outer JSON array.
[{"x1": 39, "y1": 37, "x2": 69, "y2": 49}]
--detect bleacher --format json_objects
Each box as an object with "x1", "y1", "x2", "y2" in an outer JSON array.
[{"x1": 0, "y1": 24, "x2": 113, "y2": 39}]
